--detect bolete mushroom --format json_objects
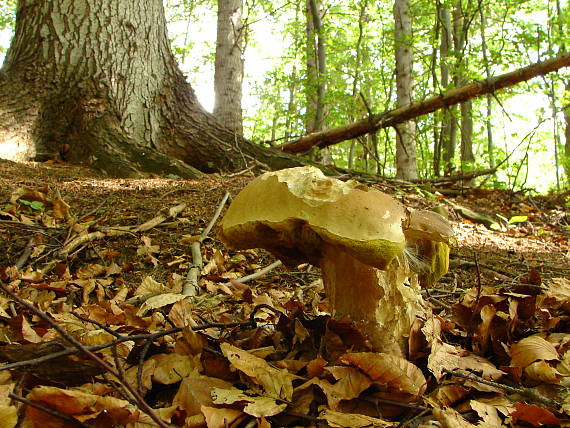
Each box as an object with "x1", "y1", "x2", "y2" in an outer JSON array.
[{"x1": 220, "y1": 166, "x2": 452, "y2": 355}]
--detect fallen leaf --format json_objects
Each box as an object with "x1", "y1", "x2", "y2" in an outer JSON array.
[
  {"x1": 220, "y1": 343, "x2": 298, "y2": 401},
  {"x1": 511, "y1": 335, "x2": 559, "y2": 368},
  {"x1": 339, "y1": 352, "x2": 426, "y2": 396}
]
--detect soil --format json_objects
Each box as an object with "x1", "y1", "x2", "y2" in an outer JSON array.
[{"x1": 1, "y1": 158, "x2": 569, "y2": 306}]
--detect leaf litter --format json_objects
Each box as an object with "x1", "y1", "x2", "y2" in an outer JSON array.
[{"x1": 0, "y1": 159, "x2": 568, "y2": 427}]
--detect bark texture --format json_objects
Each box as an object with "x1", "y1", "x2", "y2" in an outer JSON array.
[
  {"x1": 214, "y1": 0, "x2": 244, "y2": 134},
  {"x1": 0, "y1": 0, "x2": 300, "y2": 177},
  {"x1": 394, "y1": 0, "x2": 418, "y2": 180}
]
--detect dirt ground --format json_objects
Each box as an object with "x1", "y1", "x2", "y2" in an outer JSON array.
[{"x1": 1, "y1": 158, "x2": 568, "y2": 293}]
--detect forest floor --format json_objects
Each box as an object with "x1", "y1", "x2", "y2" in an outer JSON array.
[{"x1": 0, "y1": 158, "x2": 568, "y2": 427}]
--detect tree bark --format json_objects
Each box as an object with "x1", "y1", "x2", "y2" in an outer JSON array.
[
  {"x1": 394, "y1": 0, "x2": 418, "y2": 180},
  {"x1": 480, "y1": 7, "x2": 495, "y2": 170},
  {"x1": 280, "y1": 52, "x2": 570, "y2": 155},
  {"x1": 564, "y1": 79, "x2": 570, "y2": 184},
  {"x1": 0, "y1": 0, "x2": 301, "y2": 177},
  {"x1": 439, "y1": 5, "x2": 457, "y2": 174},
  {"x1": 452, "y1": 3, "x2": 474, "y2": 165},
  {"x1": 214, "y1": 0, "x2": 244, "y2": 134}
]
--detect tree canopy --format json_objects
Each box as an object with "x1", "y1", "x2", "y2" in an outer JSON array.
[{"x1": 0, "y1": 0, "x2": 569, "y2": 191}]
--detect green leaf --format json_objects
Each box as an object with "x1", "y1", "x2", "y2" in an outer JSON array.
[
  {"x1": 508, "y1": 215, "x2": 528, "y2": 225},
  {"x1": 19, "y1": 199, "x2": 44, "y2": 211}
]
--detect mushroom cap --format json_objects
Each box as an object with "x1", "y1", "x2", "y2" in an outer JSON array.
[
  {"x1": 220, "y1": 166, "x2": 407, "y2": 269},
  {"x1": 404, "y1": 209, "x2": 454, "y2": 243}
]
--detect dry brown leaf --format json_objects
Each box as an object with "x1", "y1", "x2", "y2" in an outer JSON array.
[
  {"x1": 201, "y1": 405, "x2": 245, "y2": 428},
  {"x1": 76, "y1": 263, "x2": 106, "y2": 279},
  {"x1": 428, "y1": 342, "x2": 504, "y2": 381},
  {"x1": 211, "y1": 387, "x2": 287, "y2": 417},
  {"x1": 524, "y1": 360, "x2": 564, "y2": 384},
  {"x1": 315, "y1": 366, "x2": 373, "y2": 409},
  {"x1": 220, "y1": 343, "x2": 297, "y2": 401},
  {"x1": 0, "y1": 405, "x2": 18, "y2": 428},
  {"x1": 509, "y1": 402, "x2": 561, "y2": 427},
  {"x1": 469, "y1": 399, "x2": 503, "y2": 426},
  {"x1": 150, "y1": 353, "x2": 201, "y2": 384},
  {"x1": 542, "y1": 278, "x2": 570, "y2": 311},
  {"x1": 26, "y1": 386, "x2": 137, "y2": 426},
  {"x1": 134, "y1": 275, "x2": 169, "y2": 296},
  {"x1": 432, "y1": 407, "x2": 480, "y2": 428},
  {"x1": 339, "y1": 352, "x2": 426, "y2": 396},
  {"x1": 136, "y1": 293, "x2": 186, "y2": 316},
  {"x1": 318, "y1": 408, "x2": 393, "y2": 427},
  {"x1": 173, "y1": 374, "x2": 233, "y2": 416},
  {"x1": 511, "y1": 335, "x2": 559, "y2": 368},
  {"x1": 430, "y1": 384, "x2": 470, "y2": 407}
]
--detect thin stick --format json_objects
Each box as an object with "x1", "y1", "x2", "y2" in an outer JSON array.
[
  {"x1": 183, "y1": 191, "x2": 231, "y2": 295},
  {"x1": 225, "y1": 260, "x2": 283, "y2": 286}
]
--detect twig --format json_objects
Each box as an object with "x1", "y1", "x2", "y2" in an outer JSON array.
[
  {"x1": 9, "y1": 393, "x2": 95, "y2": 428},
  {"x1": 15, "y1": 236, "x2": 36, "y2": 271},
  {"x1": 134, "y1": 203, "x2": 186, "y2": 232},
  {"x1": 224, "y1": 260, "x2": 283, "y2": 287},
  {"x1": 183, "y1": 191, "x2": 230, "y2": 295},
  {"x1": 450, "y1": 369, "x2": 561, "y2": 409}
]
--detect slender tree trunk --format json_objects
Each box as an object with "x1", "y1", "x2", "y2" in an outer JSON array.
[
  {"x1": 0, "y1": 0, "x2": 301, "y2": 176},
  {"x1": 432, "y1": 4, "x2": 441, "y2": 177},
  {"x1": 564, "y1": 79, "x2": 570, "y2": 186},
  {"x1": 452, "y1": 2, "x2": 474, "y2": 166},
  {"x1": 305, "y1": 0, "x2": 330, "y2": 163},
  {"x1": 348, "y1": 0, "x2": 368, "y2": 171},
  {"x1": 480, "y1": 7, "x2": 495, "y2": 169},
  {"x1": 394, "y1": 0, "x2": 418, "y2": 180},
  {"x1": 214, "y1": 0, "x2": 244, "y2": 134},
  {"x1": 439, "y1": 5, "x2": 457, "y2": 174}
]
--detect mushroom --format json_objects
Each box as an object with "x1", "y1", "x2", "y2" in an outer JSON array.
[{"x1": 220, "y1": 166, "x2": 452, "y2": 355}]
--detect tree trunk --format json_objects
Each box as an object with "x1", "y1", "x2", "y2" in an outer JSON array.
[
  {"x1": 480, "y1": 7, "x2": 495, "y2": 170},
  {"x1": 564, "y1": 80, "x2": 570, "y2": 186},
  {"x1": 214, "y1": 0, "x2": 244, "y2": 134},
  {"x1": 394, "y1": 0, "x2": 418, "y2": 179},
  {"x1": 305, "y1": 0, "x2": 327, "y2": 134},
  {"x1": 452, "y1": 3, "x2": 474, "y2": 166},
  {"x1": 0, "y1": 0, "x2": 300, "y2": 177},
  {"x1": 439, "y1": 5, "x2": 457, "y2": 174}
]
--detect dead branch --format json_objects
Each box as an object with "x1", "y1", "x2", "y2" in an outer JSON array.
[
  {"x1": 416, "y1": 168, "x2": 498, "y2": 184},
  {"x1": 183, "y1": 192, "x2": 230, "y2": 295},
  {"x1": 280, "y1": 52, "x2": 570, "y2": 154},
  {"x1": 450, "y1": 369, "x2": 561, "y2": 409}
]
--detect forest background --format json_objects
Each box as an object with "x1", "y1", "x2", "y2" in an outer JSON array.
[{"x1": 0, "y1": 0, "x2": 568, "y2": 193}]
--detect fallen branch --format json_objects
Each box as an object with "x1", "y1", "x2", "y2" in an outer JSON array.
[
  {"x1": 450, "y1": 369, "x2": 561, "y2": 409},
  {"x1": 280, "y1": 52, "x2": 570, "y2": 154},
  {"x1": 183, "y1": 191, "x2": 230, "y2": 295},
  {"x1": 225, "y1": 260, "x2": 283, "y2": 287}
]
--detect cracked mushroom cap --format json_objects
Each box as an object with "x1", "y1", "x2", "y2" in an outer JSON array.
[{"x1": 220, "y1": 166, "x2": 407, "y2": 269}]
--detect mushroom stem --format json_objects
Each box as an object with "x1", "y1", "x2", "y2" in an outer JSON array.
[
  {"x1": 320, "y1": 242, "x2": 427, "y2": 355},
  {"x1": 320, "y1": 243, "x2": 383, "y2": 323}
]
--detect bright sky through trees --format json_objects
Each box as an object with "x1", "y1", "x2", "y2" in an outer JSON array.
[{"x1": 0, "y1": 0, "x2": 568, "y2": 191}]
